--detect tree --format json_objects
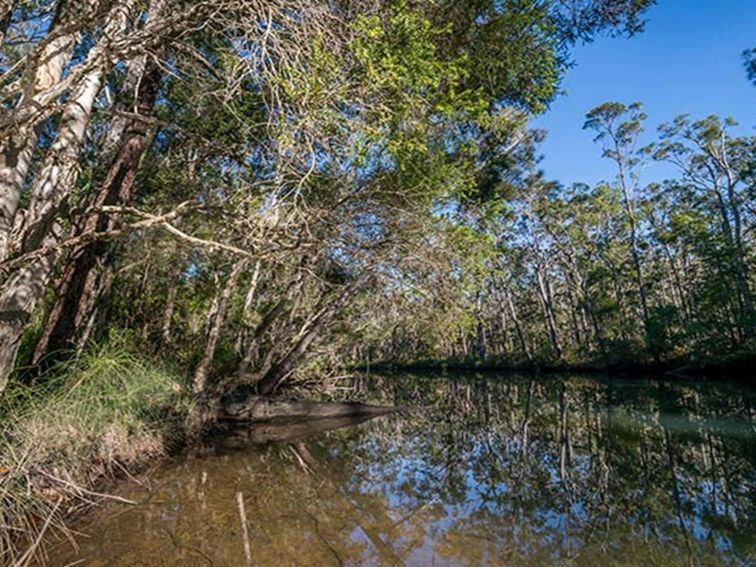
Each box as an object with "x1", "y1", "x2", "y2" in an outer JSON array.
[
  {"x1": 0, "y1": 0, "x2": 656, "y2": 397},
  {"x1": 744, "y1": 47, "x2": 756, "y2": 86},
  {"x1": 584, "y1": 102, "x2": 651, "y2": 346}
]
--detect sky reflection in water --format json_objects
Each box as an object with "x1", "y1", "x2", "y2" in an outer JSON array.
[{"x1": 47, "y1": 373, "x2": 755, "y2": 566}]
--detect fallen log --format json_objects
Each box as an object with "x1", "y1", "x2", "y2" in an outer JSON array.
[
  {"x1": 218, "y1": 387, "x2": 400, "y2": 422},
  {"x1": 215, "y1": 414, "x2": 379, "y2": 446}
]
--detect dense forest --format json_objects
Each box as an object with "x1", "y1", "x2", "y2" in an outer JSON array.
[
  {"x1": 366, "y1": 104, "x2": 756, "y2": 370},
  {"x1": 0, "y1": 0, "x2": 753, "y2": 563}
]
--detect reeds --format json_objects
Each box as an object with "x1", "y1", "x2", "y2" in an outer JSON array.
[{"x1": 0, "y1": 344, "x2": 189, "y2": 565}]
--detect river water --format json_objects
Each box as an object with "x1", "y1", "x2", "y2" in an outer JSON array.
[{"x1": 47, "y1": 372, "x2": 754, "y2": 566}]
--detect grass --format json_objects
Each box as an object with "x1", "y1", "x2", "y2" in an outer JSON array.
[{"x1": 0, "y1": 344, "x2": 190, "y2": 566}]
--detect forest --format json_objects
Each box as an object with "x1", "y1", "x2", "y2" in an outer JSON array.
[{"x1": 0, "y1": 0, "x2": 753, "y2": 564}]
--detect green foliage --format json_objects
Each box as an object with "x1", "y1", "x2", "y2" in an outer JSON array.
[{"x1": 742, "y1": 47, "x2": 756, "y2": 86}]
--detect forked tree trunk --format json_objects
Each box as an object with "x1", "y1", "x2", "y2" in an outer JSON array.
[
  {"x1": 238, "y1": 298, "x2": 289, "y2": 377},
  {"x1": 256, "y1": 282, "x2": 361, "y2": 396},
  {"x1": 193, "y1": 261, "x2": 247, "y2": 393},
  {"x1": 255, "y1": 325, "x2": 322, "y2": 396}
]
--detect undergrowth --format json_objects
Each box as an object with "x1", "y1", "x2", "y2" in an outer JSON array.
[{"x1": 0, "y1": 344, "x2": 190, "y2": 566}]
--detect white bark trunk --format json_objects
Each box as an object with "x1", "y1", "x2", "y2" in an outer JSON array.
[
  {"x1": 0, "y1": 0, "x2": 136, "y2": 395},
  {"x1": 0, "y1": 0, "x2": 85, "y2": 261}
]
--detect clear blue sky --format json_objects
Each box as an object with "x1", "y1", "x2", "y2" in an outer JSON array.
[{"x1": 532, "y1": 0, "x2": 756, "y2": 187}]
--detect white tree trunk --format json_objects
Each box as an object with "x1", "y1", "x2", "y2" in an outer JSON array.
[
  {"x1": 0, "y1": 0, "x2": 136, "y2": 395},
  {"x1": 0, "y1": 0, "x2": 88, "y2": 261}
]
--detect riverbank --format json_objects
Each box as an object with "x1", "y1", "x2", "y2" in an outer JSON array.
[
  {"x1": 3, "y1": 343, "x2": 752, "y2": 564},
  {"x1": 360, "y1": 346, "x2": 756, "y2": 382},
  {"x1": 0, "y1": 346, "x2": 400, "y2": 565},
  {"x1": 0, "y1": 345, "x2": 191, "y2": 565},
  {"x1": 41, "y1": 370, "x2": 756, "y2": 567}
]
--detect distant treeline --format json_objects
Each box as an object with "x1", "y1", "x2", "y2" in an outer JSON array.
[{"x1": 353, "y1": 106, "x2": 755, "y2": 373}]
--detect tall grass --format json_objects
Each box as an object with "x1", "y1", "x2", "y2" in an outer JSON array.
[{"x1": 0, "y1": 345, "x2": 190, "y2": 566}]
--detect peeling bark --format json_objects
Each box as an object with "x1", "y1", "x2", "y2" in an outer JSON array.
[
  {"x1": 0, "y1": 0, "x2": 86, "y2": 262},
  {"x1": 0, "y1": 0, "x2": 136, "y2": 392},
  {"x1": 32, "y1": 56, "x2": 163, "y2": 362}
]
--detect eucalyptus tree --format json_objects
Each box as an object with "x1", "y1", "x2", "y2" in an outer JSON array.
[
  {"x1": 647, "y1": 115, "x2": 755, "y2": 341},
  {"x1": 584, "y1": 102, "x2": 651, "y2": 344}
]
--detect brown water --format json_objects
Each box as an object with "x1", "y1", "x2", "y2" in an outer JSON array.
[{"x1": 46, "y1": 373, "x2": 755, "y2": 566}]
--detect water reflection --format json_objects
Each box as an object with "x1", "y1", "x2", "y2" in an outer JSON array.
[{"x1": 47, "y1": 373, "x2": 755, "y2": 566}]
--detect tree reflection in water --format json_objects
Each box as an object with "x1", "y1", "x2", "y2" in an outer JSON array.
[{"x1": 48, "y1": 373, "x2": 754, "y2": 566}]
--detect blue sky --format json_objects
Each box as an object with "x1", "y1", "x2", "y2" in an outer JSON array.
[{"x1": 533, "y1": 0, "x2": 756, "y2": 187}]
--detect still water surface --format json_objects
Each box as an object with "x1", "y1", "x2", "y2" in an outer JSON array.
[{"x1": 49, "y1": 373, "x2": 755, "y2": 566}]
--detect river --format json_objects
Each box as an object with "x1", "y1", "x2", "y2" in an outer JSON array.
[{"x1": 46, "y1": 372, "x2": 754, "y2": 566}]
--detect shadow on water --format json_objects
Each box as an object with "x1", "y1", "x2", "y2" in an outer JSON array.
[{"x1": 45, "y1": 372, "x2": 755, "y2": 566}]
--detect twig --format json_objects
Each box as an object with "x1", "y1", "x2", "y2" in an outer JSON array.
[
  {"x1": 236, "y1": 491, "x2": 253, "y2": 566},
  {"x1": 36, "y1": 470, "x2": 137, "y2": 505},
  {"x1": 13, "y1": 497, "x2": 62, "y2": 567}
]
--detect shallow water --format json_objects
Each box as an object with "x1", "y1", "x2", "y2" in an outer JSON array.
[{"x1": 47, "y1": 373, "x2": 755, "y2": 566}]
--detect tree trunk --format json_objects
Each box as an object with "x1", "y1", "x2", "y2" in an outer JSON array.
[
  {"x1": 193, "y1": 261, "x2": 246, "y2": 393},
  {"x1": 536, "y1": 264, "x2": 562, "y2": 358},
  {"x1": 219, "y1": 392, "x2": 398, "y2": 422},
  {"x1": 475, "y1": 293, "x2": 487, "y2": 361},
  {"x1": 0, "y1": 0, "x2": 135, "y2": 394},
  {"x1": 32, "y1": 56, "x2": 163, "y2": 362},
  {"x1": 255, "y1": 283, "x2": 361, "y2": 396},
  {"x1": 614, "y1": 148, "x2": 650, "y2": 339},
  {"x1": 238, "y1": 297, "x2": 289, "y2": 376},
  {"x1": 255, "y1": 325, "x2": 322, "y2": 396},
  {"x1": 0, "y1": 0, "x2": 83, "y2": 262},
  {"x1": 161, "y1": 264, "x2": 181, "y2": 347},
  {"x1": 722, "y1": 151, "x2": 754, "y2": 334},
  {"x1": 504, "y1": 288, "x2": 532, "y2": 364}
]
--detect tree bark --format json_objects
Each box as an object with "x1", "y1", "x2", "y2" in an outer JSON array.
[
  {"x1": 255, "y1": 324, "x2": 322, "y2": 396},
  {"x1": 32, "y1": 56, "x2": 163, "y2": 363},
  {"x1": 193, "y1": 261, "x2": 246, "y2": 393},
  {"x1": 161, "y1": 264, "x2": 181, "y2": 347},
  {"x1": 0, "y1": 0, "x2": 85, "y2": 262},
  {"x1": 536, "y1": 263, "x2": 562, "y2": 358},
  {"x1": 238, "y1": 297, "x2": 289, "y2": 377},
  {"x1": 256, "y1": 283, "x2": 360, "y2": 396},
  {"x1": 504, "y1": 288, "x2": 532, "y2": 364},
  {"x1": 0, "y1": 0, "x2": 135, "y2": 394},
  {"x1": 613, "y1": 139, "x2": 650, "y2": 338},
  {"x1": 219, "y1": 392, "x2": 398, "y2": 422},
  {"x1": 720, "y1": 142, "x2": 754, "y2": 335}
]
